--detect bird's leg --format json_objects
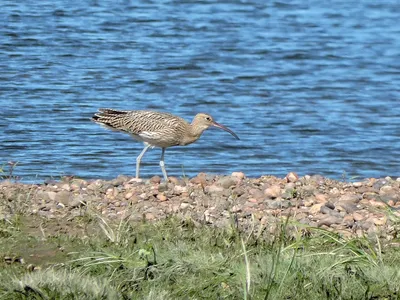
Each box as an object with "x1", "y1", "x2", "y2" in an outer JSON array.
[
  {"x1": 159, "y1": 148, "x2": 168, "y2": 182},
  {"x1": 136, "y1": 144, "x2": 151, "y2": 179}
]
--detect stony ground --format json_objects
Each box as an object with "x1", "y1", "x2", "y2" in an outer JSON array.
[{"x1": 1, "y1": 172, "x2": 400, "y2": 240}]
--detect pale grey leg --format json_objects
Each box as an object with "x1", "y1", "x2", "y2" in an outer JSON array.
[
  {"x1": 136, "y1": 144, "x2": 151, "y2": 179},
  {"x1": 159, "y1": 148, "x2": 168, "y2": 182}
]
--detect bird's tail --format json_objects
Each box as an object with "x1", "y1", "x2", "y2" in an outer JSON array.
[{"x1": 91, "y1": 108, "x2": 129, "y2": 130}]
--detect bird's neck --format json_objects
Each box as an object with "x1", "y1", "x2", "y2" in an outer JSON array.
[{"x1": 180, "y1": 123, "x2": 206, "y2": 146}]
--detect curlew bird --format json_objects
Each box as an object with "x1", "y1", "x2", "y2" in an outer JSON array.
[{"x1": 92, "y1": 109, "x2": 239, "y2": 181}]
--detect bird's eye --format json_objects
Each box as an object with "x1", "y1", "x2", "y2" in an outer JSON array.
[{"x1": 205, "y1": 116, "x2": 211, "y2": 121}]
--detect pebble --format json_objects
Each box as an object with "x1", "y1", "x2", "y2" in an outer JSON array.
[
  {"x1": 54, "y1": 191, "x2": 71, "y2": 205},
  {"x1": 217, "y1": 177, "x2": 236, "y2": 189},
  {"x1": 158, "y1": 183, "x2": 169, "y2": 192},
  {"x1": 157, "y1": 193, "x2": 167, "y2": 201},
  {"x1": 285, "y1": 172, "x2": 299, "y2": 183},
  {"x1": 264, "y1": 185, "x2": 281, "y2": 199},
  {"x1": 180, "y1": 203, "x2": 190, "y2": 210},
  {"x1": 335, "y1": 201, "x2": 358, "y2": 213},
  {"x1": 309, "y1": 203, "x2": 324, "y2": 215},
  {"x1": 205, "y1": 185, "x2": 224, "y2": 194},
  {"x1": 318, "y1": 216, "x2": 343, "y2": 227},
  {"x1": 231, "y1": 172, "x2": 245, "y2": 180},
  {"x1": 150, "y1": 176, "x2": 161, "y2": 184},
  {"x1": 315, "y1": 194, "x2": 328, "y2": 203}
]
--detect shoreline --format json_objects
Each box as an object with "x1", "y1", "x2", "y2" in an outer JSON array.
[{"x1": 1, "y1": 172, "x2": 400, "y2": 239}]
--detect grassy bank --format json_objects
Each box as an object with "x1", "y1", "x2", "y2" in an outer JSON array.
[{"x1": 1, "y1": 212, "x2": 400, "y2": 300}]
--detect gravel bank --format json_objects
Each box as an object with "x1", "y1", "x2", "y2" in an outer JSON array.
[{"x1": 1, "y1": 172, "x2": 400, "y2": 239}]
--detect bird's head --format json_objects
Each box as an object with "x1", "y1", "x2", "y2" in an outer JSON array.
[{"x1": 192, "y1": 113, "x2": 239, "y2": 140}]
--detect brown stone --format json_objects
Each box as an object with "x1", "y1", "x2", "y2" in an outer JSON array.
[
  {"x1": 315, "y1": 194, "x2": 328, "y2": 203},
  {"x1": 205, "y1": 184, "x2": 224, "y2": 194},
  {"x1": 372, "y1": 216, "x2": 387, "y2": 226},
  {"x1": 352, "y1": 182, "x2": 363, "y2": 188},
  {"x1": 318, "y1": 216, "x2": 342, "y2": 227},
  {"x1": 168, "y1": 176, "x2": 180, "y2": 185},
  {"x1": 157, "y1": 193, "x2": 167, "y2": 201},
  {"x1": 338, "y1": 194, "x2": 361, "y2": 203},
  {"x1": 285, "y1": 172, "x2": 299, "y2": 183},
  {"x1": 309, "y1": 203, "x2": 324, "y2": 215},
  {"x1": 335, "y1": 201, "x2": 358, "y2": 213},
  {"x1": 150, "y1": 176, "x2": 161, "y2": 184},
  {"x1": 217, "y1": 177, "x2": 236, "y2": 189},
  {"x1": 343, "y1": 215, "x2": 354, "y2": 227},
  {"x1": 369, "y1": 200, "x2": 386, "y2": 208},
  {"x1": 352, "y1": 212, "x2": 365, "y2": 222},
  {"x1": 125, "y1": 192, "x2": 133, "y2": 199},
  {"x1": 231, "y1": 172, "x2": 245, "y2": 180},
  {"x1": 264, "y1": 185, "x2": 281, "y2": 199}
]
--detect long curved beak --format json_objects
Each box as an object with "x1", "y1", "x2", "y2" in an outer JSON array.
[{"x1": 212, "y1": 121, "x2": 240, "y2": 140}]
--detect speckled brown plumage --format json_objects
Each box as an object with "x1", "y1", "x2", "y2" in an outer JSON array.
[{"x1": 92, "y1": 108, "x2": 239, "y2": 181}]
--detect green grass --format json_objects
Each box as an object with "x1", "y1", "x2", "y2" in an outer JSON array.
[{"x1": 1, "y1": 214, "x2": 400, "y2": 299}]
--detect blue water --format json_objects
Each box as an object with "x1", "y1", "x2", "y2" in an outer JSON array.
[{"x1": 1, "y1": 0, "x2": 400, "y2": 181}]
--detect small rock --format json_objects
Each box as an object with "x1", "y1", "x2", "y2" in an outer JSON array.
[
  {"x1": 54, "y1": 191, "x2": 71, "y2": 205},
  {"x1": 335, "y1": 201, "x2": 358, "y2": 213},
  {"x1": 338, "y1": 194, "x2": 361, "y2": 203},
  {"x1": 173, "y1": 185, "x2": 187, "y2": 195},
  {"x1": 60, "y1": 183, "x2": 70, "y2": 191},
  {"x1": 320, "y1": 205, "x2": 342, "y2": 218},
  {"x1": 157, "y1": 193, "x2": 167, "y2": 201},
  {"x1": 330, "y1": 187, "x2": 340, "y2": 195},
  {"x1": 353, "y1": 182, "x2": 363, "y2": 188},
  {"x1": 285, "y1": 172, "x2": 299, "y2": 183},
  {"x1": 47, "y1": 191, "x2": 57, "y2": 201},
  {"x1": 180, "y1": 203, "x2": 190, "y2": 210},
  {"x1": 318, "y1": 216, "x2": 342, "y2": 227},
  {"x1": 303, "y1": 199, "x2": 314, "y2": 207},
  {"x1": 264, "y1": 185, "x2": 281, "y2": 199},
  {"x1": 128, "y1": 178, "x2": 143, "y2": 184},
  {"x1": 232, "y1": 186, "x2": 245, "y2": 197},
  {"x1": 267, "y1": 200, "x2": 290, "y2": 209},
  {"x1": 369, "y1": 200, "x2": 386, "y2": 208},
  {"x1": 309, "y1": 203, "x2": 324, "y2": 214},
  {"x1": 125, "y1": 192, "x2": 133, "y2": 199},
  {"x1": 168, "y1": 176, "x2": 180, "y2": 185},
  {"x1": 217, "y1": 177, "x2": 236, "y2": 189},
  {"x1": 231, "y1": 172, "x2": 245, "y2": 180},
  {"x1": 372, "y1": 216, "x2": 387, "y2": 226},
  {"x1": 190, "y1": 173, "x2": 207, "y2": 185},
  {"x1": 158, "y1": 183, "x2": 169, "y2": 192},
  {"x1": 247, "y1": 198, "x2": 258, "y2": 204},
  {"x1": 343, "y1": 215, "x2": 354, "y2": 227},
  {"x1": 150, "y1": 176, "x2": 161, "y2": 184},
  {"x1": 373, "y1": 179, "x2": 388, "y2": 190},
  {"x1": 360, "y1": 219, "x2": 374, "y2": 231},
  {"x1": 315, "y1": 194, "x2": 328, "y2": 203},
  {"x1": 145, "y1": 213, "x2": 155, "y2": 220},
  {"x1": 56, "y1": 203, "x2": 65, "y2": 209},
  {"x1": 205, "y1": 185, "x2": 224, "y2": 194},
  {"x1": 231, "y1": 205, "x2": 242, "y2": 213}
]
